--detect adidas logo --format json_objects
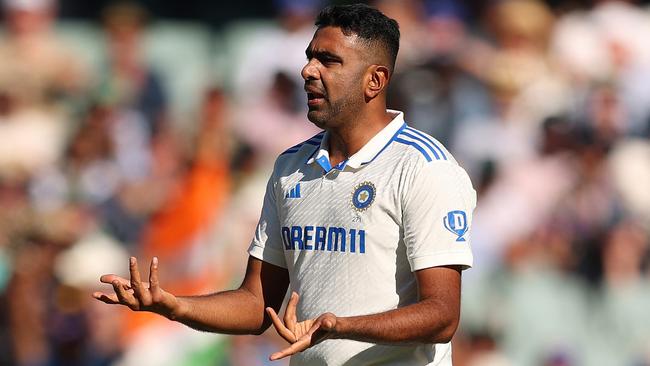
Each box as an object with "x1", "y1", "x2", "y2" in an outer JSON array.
[{"x1": 285, "y1": 183, "x2": 301, "y2": 199}]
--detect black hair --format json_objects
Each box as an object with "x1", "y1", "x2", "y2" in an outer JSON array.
[{"x1": 315, "y1": 4, "x2": 400, "y2": 71}]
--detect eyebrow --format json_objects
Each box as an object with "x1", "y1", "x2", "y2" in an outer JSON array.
[{"x1": 305, "y1": 49, "x2": 343, "y2": 62}]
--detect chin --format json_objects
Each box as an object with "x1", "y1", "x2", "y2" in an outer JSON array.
[{"x1": 307, "y1": 111, "x2": 328, "y2": 129}]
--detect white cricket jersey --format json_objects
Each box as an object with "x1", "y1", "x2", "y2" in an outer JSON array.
[{"x1": 248, "y1": 110, "x2": 475, "y2": 366}]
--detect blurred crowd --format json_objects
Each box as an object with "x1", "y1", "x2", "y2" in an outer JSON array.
[{"x1": 0, "y1": 0, "x2": 648, "y2": 365}]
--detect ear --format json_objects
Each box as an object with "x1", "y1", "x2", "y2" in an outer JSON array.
[{"x1": 364, "y1": 65, "x2": 390, "y2": 100}]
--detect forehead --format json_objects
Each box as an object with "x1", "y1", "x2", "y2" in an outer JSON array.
[{"x1": 307, "y1": 26, "x2": 363, "y2": 56}]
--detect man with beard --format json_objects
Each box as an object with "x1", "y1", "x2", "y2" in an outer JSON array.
[{"x1": 94, "y1": 4, "x2": 475, "y2": 365}]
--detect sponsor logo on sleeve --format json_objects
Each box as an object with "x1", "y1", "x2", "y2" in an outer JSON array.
[{"x1": 444, "y1": 210, "x2": 468, "y2": 242}]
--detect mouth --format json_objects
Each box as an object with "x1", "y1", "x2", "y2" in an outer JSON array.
[
  {"x1": 305, "y1": 86, "x2": 326, "y2": 107},
  {"x1": 307, "y1": 93, "x2": 325, "y2": 107}
]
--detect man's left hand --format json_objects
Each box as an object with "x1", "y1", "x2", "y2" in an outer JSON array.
[{"x1": 266, "y1": 292, "x2": 337, "y2": 360}]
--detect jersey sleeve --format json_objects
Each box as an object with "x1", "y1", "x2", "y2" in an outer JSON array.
[
  {"x1": 247, "y1": 172, "x2": 287, "y2": 268},
  {"x1": 402, "y1": 161, "x2": 476, "y2": 271}
]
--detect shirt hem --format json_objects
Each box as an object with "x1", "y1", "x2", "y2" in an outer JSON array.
[
  {"x1": 409, "y1": 252, "x2": 473, "y2": 271},
  {"x1": 248, "y1": 243, "x2": 288, "y2": 269}
]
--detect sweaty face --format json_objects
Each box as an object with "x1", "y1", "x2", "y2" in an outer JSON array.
[{"x1": 301, "y1": 27, "x2": 369, "y2": 129}]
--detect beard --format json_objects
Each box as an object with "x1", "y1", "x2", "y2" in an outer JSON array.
[{"x1": 307, "y1": 93, "x2": 361, "y2": 130}]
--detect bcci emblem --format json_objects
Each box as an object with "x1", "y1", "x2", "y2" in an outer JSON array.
[
  {"x1": 351, "y1": 182, "x2": 376, "y2": 212},
  {"x1": 444, "y1": 210, "x2": 468, "y2": 242}
]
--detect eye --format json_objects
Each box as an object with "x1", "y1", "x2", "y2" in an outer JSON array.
[{"x1": 320, "y1": 56, "x2": 339, "y2": 65}]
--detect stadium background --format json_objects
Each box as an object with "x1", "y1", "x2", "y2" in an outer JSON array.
[{"x1": 0, "y1": 0, "x2": 649, "y2": 365}]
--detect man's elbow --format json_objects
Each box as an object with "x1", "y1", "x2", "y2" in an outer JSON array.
[
  {"x1": 428, "y1": 316, "x2": 459, "y2": 344},
  {"x1": 250, "y1": 317, "x2": 274, "y2": 336},
  {"x1": 251, "y1": 327, "x2": 267, "y2": 336},
  {"x1": 228, "y1": 322, "x2": 268, "y2": 336}
]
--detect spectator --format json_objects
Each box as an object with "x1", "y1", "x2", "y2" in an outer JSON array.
[{"x1": 0, "y1": 0, "x2": 88, "y2": 107}]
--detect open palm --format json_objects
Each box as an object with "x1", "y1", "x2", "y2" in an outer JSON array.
[
  {"x1": 266, "y1": 292, "x2": 337, "y2": 361},
  {"x1": 92, "y1": 257, "x2": 180, "y2": 319}
]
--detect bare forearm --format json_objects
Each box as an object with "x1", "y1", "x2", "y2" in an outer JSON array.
[
  {"x1": 265, "y1": 267, "x2": 462, "y2": 360},
  {"x1": 170, "y1": 258, "x2": 289, "y2": 335},
  {"x1": 173, "y1": 288, "x2": 268, "y2": 335},
  {"x1": 333, "y1": 298, "x2": 459, "y2": 345},
  {"x1": 94, "y1": 257, "x2": 289, "y2": 336},
  {"x1": 331, "y1": 267, "x2": 463, "y2": 345}
]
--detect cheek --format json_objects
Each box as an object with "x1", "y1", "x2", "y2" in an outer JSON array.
[
  {"x1": 350, "y1": 68, "x2": 371, "y2": 94},
  {"x1": 328, "y1": 71, "x2": 365, "y2": 99}
]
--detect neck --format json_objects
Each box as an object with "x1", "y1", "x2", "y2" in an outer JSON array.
[{"x1": 327, "y1": 105, "x2": 393, "y2": 167}]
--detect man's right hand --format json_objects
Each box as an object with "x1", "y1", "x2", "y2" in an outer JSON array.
[{"x1": 93, "y1": 257, "x2": 182, "y2": 320}]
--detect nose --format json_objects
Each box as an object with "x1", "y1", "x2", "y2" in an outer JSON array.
[{"x1": 301, "y1": 59, "x2": 319, "y2": 81}]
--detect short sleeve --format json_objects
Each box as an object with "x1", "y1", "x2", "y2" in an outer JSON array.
[
  {"x1": 402, "y1": 161, "x2": 476, "y2": 271},
  {"x1": 247, "y1": 172, "x2": 287, "y2": 268}
]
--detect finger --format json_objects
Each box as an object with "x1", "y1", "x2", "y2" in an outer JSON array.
[
  {"x1": 148, "y1": 257, "x2": 161, "y2": 300},
  {"x1": 284, "y1": 292, "x2": 299, "y2": 332},
  {"x1": 92, "y1": 291, "x2": 120, "y2": 304},
  {"x1": 100, "y1": 275, "x2": 131, "y2": 288},
  {"x1": 266, "y1": 307, "x2": 296, "y2": 343},
  {"x1": 270, "y1": 337, "x2": 311, "y2": 361},
  {"x1": 271, "y1": 320, "x2": 329, "y2": 360},
  {"x1": 112, "y1": 280, "x2": 139, "y2": 309},
  {"x1": 129, "y1": 257, "x2": 151, "y2": 304},
  {"x1": 306, "y1": 319, "x2": 332, "y2": 344}
]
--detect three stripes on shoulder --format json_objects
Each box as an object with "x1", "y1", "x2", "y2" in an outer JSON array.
[{"x1": 394, "y1": 127, "x2": 447, "y2": 162}]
